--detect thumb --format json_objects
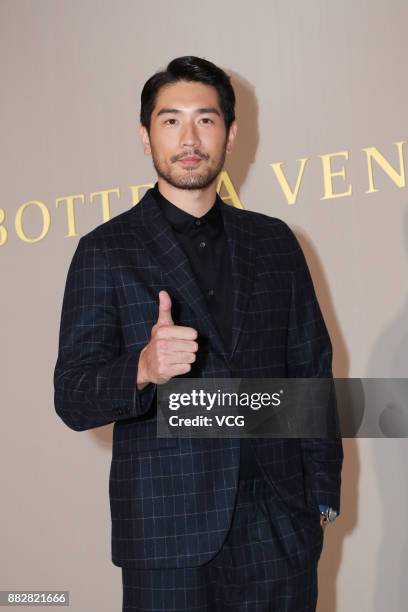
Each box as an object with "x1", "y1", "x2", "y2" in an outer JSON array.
[{"x1": 156, "y1": 290, "x2": 174, "y2": 326}]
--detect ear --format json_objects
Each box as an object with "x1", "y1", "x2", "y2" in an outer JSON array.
[
  {"x1": 139, "y1": 124, "x2": 151, "y2": 155},
  {"x1": 226, "y1": 120, "x2": 238, "y2": 153}
]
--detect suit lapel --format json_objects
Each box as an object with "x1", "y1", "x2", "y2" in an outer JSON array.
[
  {"x1": 129, "y1": 189, "x2": 257, "y2": 364},
  {"x1": 130, "y1": 190, "x2": 226, "y2": 358},
  {"x1": 220, "y1": 200, "x2": 257, "y2": 361}
]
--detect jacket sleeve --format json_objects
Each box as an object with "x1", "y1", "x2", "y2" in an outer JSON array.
[
  {"x1": 285, "y1": 226, "x2": 343, "y2": 514},
  {"x1": 53, "y1": 234, "x2": 157, "y2": 431}
]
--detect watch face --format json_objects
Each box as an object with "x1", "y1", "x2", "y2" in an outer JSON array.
[
  {"x1": 321, "y1": 508, "x2": 338, "y2": 523},
  {"x1": 327, "y1": 509, "x2": 338, "y2": 523}
]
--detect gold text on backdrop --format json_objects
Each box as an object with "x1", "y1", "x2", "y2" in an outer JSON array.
[{"x1": 270, "y1": 140, "x2": 406, "y2": 204}]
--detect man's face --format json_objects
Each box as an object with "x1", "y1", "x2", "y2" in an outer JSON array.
[{"x1": 139, "y1": 80, "x2": 237, "y2": 190}]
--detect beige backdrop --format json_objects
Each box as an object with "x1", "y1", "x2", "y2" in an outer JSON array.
[{"x1": 1, "y1": 0, "x2": 408, "y2": 610}]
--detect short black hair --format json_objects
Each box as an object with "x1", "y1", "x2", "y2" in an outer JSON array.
[{"x1": 140, "y1": 56, "x2": 235, "y2": 133}]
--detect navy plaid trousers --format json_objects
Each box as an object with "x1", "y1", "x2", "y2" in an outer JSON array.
[{"x1": 121, "y1": 469, "x2": 324, "y2": 612}]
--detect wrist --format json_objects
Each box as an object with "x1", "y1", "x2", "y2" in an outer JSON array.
[{"x1": 136, "y1": 348, "x2": 149, "y2": 389}]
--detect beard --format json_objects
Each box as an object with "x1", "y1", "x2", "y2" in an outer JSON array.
[{"x1": 150, "y1": 141, "x2": 228, "y2": 190}]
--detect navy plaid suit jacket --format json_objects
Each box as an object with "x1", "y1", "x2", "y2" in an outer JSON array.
[{"x1": 54, "y1": 187, "x2": 343, "y2": 569}]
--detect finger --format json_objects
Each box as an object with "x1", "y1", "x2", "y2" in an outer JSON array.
[
  {"x1": 156, "y1": 363, "x2": 192, "y2": 383},
  {"x1": 154, "y1": 325, "x2": 198, "y2": 341},
  {"x1": 155, "y1": 338, "x2": 199, "y2": 353},
  {"x1": 166, "y1": 363, "x2": 192, "y2": 377},
  {"x1": 162, "y1": 351, "x2": 197, "y2": 365},
  {"x1": 156, "y1": 290, "x2": 174, "y2": 327}
]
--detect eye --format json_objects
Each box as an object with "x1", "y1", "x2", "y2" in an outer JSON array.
[
  {"x1": 164, "y1": 118, "x2": 178, "y2": 125},
  {"x1": 199, "y1": 118, "x2": 214, "y2": 124}
]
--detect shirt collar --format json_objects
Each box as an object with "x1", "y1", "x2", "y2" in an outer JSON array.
[{"x1": 151, "y1": 182, "x2": 223, "y2": 238}]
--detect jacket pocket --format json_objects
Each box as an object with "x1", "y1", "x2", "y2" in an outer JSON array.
[{"x1": 112, "y1": 419, "x2": 178, "y2": 456}]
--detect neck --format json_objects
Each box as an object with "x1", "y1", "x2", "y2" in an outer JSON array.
[{"x1": 156, "y1": 177, "x2": 218, "y2": 218}]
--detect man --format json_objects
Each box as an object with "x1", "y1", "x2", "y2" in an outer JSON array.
[{"x1": 54, "y1": 56, "x2": 343, "y2": 611}]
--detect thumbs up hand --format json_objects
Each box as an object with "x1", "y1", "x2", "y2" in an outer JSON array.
[{"x1": 136, "y1": 290, "x2": 199, "y2": 389}]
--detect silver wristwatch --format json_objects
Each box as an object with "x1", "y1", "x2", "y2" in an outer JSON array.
[{"x1": 320, "y1": 507, "x2": 338, "y2": 524}]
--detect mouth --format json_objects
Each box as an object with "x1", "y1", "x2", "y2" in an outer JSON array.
[{"x1": 177, "y1": 156, "x2": 203, "y2": 167}]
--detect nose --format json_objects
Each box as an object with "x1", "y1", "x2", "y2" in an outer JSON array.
[{"x1": 181, "y1": 121, "x2": 201, "y2": 149}]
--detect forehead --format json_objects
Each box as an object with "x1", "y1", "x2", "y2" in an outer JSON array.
[{"x1": 153, "y1": 80, "x2": 221, "y2": 113}]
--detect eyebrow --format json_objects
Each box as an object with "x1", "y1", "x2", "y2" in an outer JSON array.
[{"x1": 155, "y1": 107, "x2": 222, "y2": 118}]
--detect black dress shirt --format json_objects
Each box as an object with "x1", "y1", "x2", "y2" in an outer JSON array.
[{"x1": 151, "y1": 182, "x2": 262, "y2": 480}]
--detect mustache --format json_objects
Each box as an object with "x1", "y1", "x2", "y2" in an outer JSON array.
[{"x1": 171, "y1": 150, "x2": 210, "y2": 162}]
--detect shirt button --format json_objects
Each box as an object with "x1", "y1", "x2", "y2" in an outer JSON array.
[
  {"x1": 195, "y1": 219, "x2": 202, "y2": 227},
  {"x1": 199, "y1": 241, "x2": 206, "y2": 248},
  {"x1": 207, "y1": 288, "x2": 215, "y2": 297}
]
